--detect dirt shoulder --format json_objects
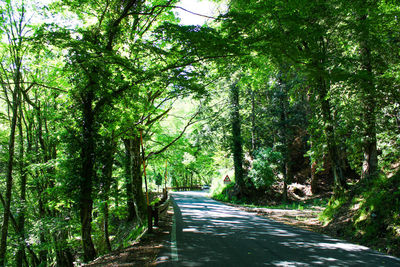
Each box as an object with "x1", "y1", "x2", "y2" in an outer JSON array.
[
  {"x1": 226, "y1": 203, "x2": 327, "y2": 234},
  {"x1": 84, "y1": 206, "x2": 173, "y2": 267}
]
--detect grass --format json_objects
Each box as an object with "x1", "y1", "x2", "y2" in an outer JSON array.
[
  {"x1": 319, "y1": 172, "x2": 400, "y2": 256},
  {"x1": 241, "y1": 198, "x2": 328, "y2": 211}
]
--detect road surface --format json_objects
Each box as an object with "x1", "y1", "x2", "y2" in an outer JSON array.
[{"x1": 157, "y1": 191, "x2": 400, "y2": 266}]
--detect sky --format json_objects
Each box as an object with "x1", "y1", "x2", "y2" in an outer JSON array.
[
  {"x1": 175, "y1": 0, "x2": 225, "y2": 26},
  {"x1": 25, "y1": 0, "x2": 224, "y2": 27}
]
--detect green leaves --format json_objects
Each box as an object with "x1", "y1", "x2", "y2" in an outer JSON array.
[{"x1": 249, "y1": 148, "x2": 282, "y2": 189}]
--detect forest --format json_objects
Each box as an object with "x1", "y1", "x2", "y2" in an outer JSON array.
[{"x1": 0, "y1": 0, "x2": 400, "y2": 265}]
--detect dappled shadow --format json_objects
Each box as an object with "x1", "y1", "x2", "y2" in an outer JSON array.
[{"x1": 157, "y1": 191, "x2": 400, "y2": 266}]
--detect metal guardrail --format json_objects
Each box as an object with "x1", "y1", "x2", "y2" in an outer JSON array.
[
  {"x1": 167, "y1": 186, "x2": 202, "y2": 191},
  {"x1": 147, "y1": 186, "x2": 202, "y2": 232}
]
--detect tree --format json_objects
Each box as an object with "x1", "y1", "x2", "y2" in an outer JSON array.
[
  {"x1": 229, "y1": 78, "x2": 246, "y2": 193},
  {"x1": 221, "y1": 0, "x2": 351, "y2": 193},
  {"x1": 0, "y1": 2, "x2": 27, "y2": 264}
]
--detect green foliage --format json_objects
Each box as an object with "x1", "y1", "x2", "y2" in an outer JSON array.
[
  {"x1": 155, "y1": 173, "x2": 163, "y2": 186},
  {"x1": 123, "y1": 225, "x2": 146, "y2": 248},
  {"x1": 212, "y1": 183, "x2": 237, "y2": 203},
  {"x1": 319, "y1": 196, "x2": 348, "y2": 225},
  {"x1": 111, "y1": 222, "x2": 146, "y2": 250},
  {"x1": 248, "y1": 148, "x2": 282, "y2": 189},
  {"x1": 320, "y1": 172, "x2": 400, "y2": 255}
]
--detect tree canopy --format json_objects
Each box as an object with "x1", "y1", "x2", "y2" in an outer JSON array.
[{"x1": 0, "y1": 0, "x2": 400, "y2": 265}]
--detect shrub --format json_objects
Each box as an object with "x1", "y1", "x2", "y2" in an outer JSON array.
[
  {"x1": 212, "y1": 183, "x2": 236, "y2": 202},
  {"x1": 249, "y1": 148, "x2": 282, "y2": 189}
]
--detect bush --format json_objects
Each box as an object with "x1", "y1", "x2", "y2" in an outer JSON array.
[{"x1": 249, "y1": 148, "x2": 282, "y2": 189}]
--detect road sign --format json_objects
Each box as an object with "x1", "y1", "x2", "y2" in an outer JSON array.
[{"x1": 224, "y1": 175, "x2": 231, "y2": 184}]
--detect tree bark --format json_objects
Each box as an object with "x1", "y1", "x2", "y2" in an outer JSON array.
[
  {"x1": 101, "y1": 136, "x2": 115, "y2": 252},
  {"x1": 53, "y1": 226, "x2": 74, "y2": 267},
  {"x1": 103, "y1": 201, "x2": 112, "y2": 252},
  {"x1": 318, "y1": 76, "x2": 346, "y2": 192},
  {"x1": 279, "y1": 80, "x2": 290, "y2": 202},
  {"x1": 34, "y1": 104, "x2": 48, "y2": 265},
  {"x1": 0, "y1": 85, "x2": 19, "y2": 266},
  {"x1": 130, "y1": 135, "x2": 147, "y2": 220},
  {"x1": 123, "y1": 139, "x2": 137, "y2": 222},
  {"x1": 230, "y1": 82, "x2": 245, "y2": 191},
  {"x1": 359, "y1": 13, "x2": 378, "y2": 178},
  {"x1": 80, "y1": 90, "x2": 96, "y2": 262},
  {"x1": 16, "y1": 106, "x2": 27, "y2": 267},
  {"x1": 251, "y1": 89, "x2": 256, "y2": 155}
]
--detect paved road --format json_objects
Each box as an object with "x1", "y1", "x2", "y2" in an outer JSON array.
[{"x1": 157, "y1": 191, "x2": 400, "y2": 266}]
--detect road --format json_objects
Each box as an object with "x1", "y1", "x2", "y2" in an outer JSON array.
[{"x1": 157, "y1": 191, "x2": 400, "y2": 266}]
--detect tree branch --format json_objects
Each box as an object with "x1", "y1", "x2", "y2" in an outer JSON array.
[
  {"x1": 146, "y1": 109, "x2": 200, "y2": 159},
  {"x1": 106, "y1": 0, "x2": 139, "y2": 50},
  {"x1": 94, "y1": 53, "x2": 238, "y2": 113},
  {"x1": 130, "y1": 5, "x2": 219, "y2": 20}
]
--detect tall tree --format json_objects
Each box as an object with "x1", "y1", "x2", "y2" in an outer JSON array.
[
  {"x1": 0, "y1": 2, "x2": 26, "y2": 264},
  {"x1": 223, "y1": 0, "x2": 350, "y2": 193},
  {"x1": 229, "y1": 79, "x2": 245, "y2": 192}
]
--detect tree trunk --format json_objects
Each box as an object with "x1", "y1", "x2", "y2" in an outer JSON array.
[
  {"x1": 0, "y1": 5, "x2": 25, "y2": 264},
  {"x1": 103, "y1": 201, "x2": 112, "y2": 252},
  {"x1": 101, "y1": 136, "x2": 115, "y2": 251},
  {"x1": 0, "y1": 192, "x2": 39, "y2": 266},
  {"x1": 35, "y1": 105, "x2": 48, "y2": 265},
  {"x1": 251, "y1": 89, "x2": 256, "y2": 156},
  {"x1": 16, "y1": 107, "x2": 27, "y2": 267},
  {"x1": 359, "y1": 13, "x2": 378, "y2": 178},
  {"x1": 0, "y1": 86, "x2": 19, "y2": 266},
  {"x1": 310, "y1": 161, "x2": 319, "y2": 194},
  {"x1": 114, "y1": 182, "x2": 119, "y2": 208},
  {"x1": 318, "y1": 76, "x2": 346, "y2": 192},
  {"x1": 80, "y1": 91, "x2": 96, "y2": 262},
  {"x1": 38, "y1": 195, "x2": 47, "y2": 264},
  {"x1": 53, "y1": 226, "x2": 74, "y2": 267},
  {"x1": 279, "y1": 81, "x2": 290, "y2": 202},
  {"x1": 230, "y1": 82, "x2": 245, "y2": 192},
  {"x1": 123, "y1": 139, "x2": 137, "y2": 222},
  {"x1": 130, "y1": 135, "x2": 147, "y2": 220}
]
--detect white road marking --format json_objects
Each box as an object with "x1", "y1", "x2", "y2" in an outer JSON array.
[{"x1": 171, "y1": 212, "x2": 179, "y2": 261}]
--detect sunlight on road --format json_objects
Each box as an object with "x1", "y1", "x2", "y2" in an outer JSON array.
[
  {"x1": 317, "y1": 242, "x2": 369, "y2": 251},
  {"x1": 157, "y1": 191, "x2": 400, "y2": 266}
]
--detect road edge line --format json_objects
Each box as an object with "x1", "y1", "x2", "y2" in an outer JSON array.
[{"x1": 171, "y1": 199, "x2": 179, "y2": 262}]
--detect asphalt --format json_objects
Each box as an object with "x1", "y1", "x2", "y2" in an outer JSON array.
[{"x1": 156, "y1": 191, "x2": 400, "y2": 266}]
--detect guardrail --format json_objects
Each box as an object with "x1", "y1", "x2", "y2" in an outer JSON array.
[
  {"x1": 167, "y1": 186, "x2": 202, "y2": 191},
  {"x1": 147, "y1": 186, "x2": 203, "y2": 232},
  {"x1": 148, "y1": 188, "x2": 169, "y2": 233}
]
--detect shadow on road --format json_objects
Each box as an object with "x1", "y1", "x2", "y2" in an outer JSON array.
[{"x1": 157, "y1": 191, "x2": 400, "y2": 266}]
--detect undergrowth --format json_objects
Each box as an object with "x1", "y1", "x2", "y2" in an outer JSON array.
[
  {"x1": 320, "y1": 172, "x2": 400, "y2": 256},
  {"x1": 212, "y1": 183, "x2": 238, "y2": 203},
  {"x1": 212, "y1": 183, "x2": 327, "y2": 210},
  {"x1": 113, "y1": 223, "x2": 146, "y2": 249}
]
